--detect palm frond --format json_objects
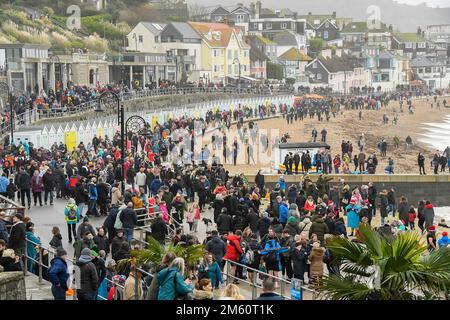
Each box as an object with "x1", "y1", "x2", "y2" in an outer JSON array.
[
  {"x1": 320, "y1": 275, "x2": 374, "y2": 300},
  {"x1": 325, "y1": 236, "x2": 373, "y2": 266}
]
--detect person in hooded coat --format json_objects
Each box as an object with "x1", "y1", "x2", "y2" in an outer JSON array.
[
  {"x1": 424, "y1": 200, "x2": 435, "y2": 231},
  {"x1": 285, "y1": 216, "x2": 300, "y2": 237}
]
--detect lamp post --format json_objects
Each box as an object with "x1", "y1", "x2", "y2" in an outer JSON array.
[
  {"x1": 96, "y1": 91, "x2": 125, "y2": 194},
  {"x1": 0, "y1": 82, "x2": 13, "y2": 144},
  {"x1": 233, "y1": 58, "x2": 241, "y2": 90}
]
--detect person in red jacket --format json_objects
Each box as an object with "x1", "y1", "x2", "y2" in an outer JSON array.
[
  {"x1": 223, "y1": 230, "x2": 243, "y2": 284},
  {"x1": 408, "y1": 206, "x2": 417, "y2": 230},
  {"x1": 303, "y1": 196, "x2": 316, "y2": 213}
]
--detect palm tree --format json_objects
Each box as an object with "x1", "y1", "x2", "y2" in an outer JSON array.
[
  {"x1": 117, "y1": 236, "x2": 205, "y2": 274},
  {"x1": 319, "y1": 224, "x2": 450, "y2": 300}
]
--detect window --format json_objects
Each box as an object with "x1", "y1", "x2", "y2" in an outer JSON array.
[
  {"x1": 325, "y1": 22, "x2": 330, "y2": 28},
  {"x1": 281, "y1": 23, "x2": 287, "y2": 29},
  {"x1": 317, "y1": 32, "x2": 322, "y2": 37},
  {"x1": 228, "y1": 50, "x2": 232, "y2": 59},
  {"x1": 214, "y1": 65, "x2": 219, "y2": 72},
  {"x1": 418, "y1": 68, "x2": 423, "y2": 73},
  {"x1": 139, "y1": 35, "x2": 143, "y2": 43},
  {"x1": 253, "y1": 23, "x2": 258, "y2": 29},
  {"x1": 324, "y1": 31, "x2": 329, "y2": 39},
  {"x1": 313, "y1": 62, "x2": 317, "y2": 69},
  {"x1": 317, "y1": 73, "x2": 322, "y2": 80},
  {"x1": 418, "y1": 42, "x2": 426, "y2": 48},
  {"x1": 405, "y1": 42, "x2": 412, "y2": 49},
  {"x1": 234, "y1": 50, "x2": 238, "y2": 59},
  {"x1": 266, "y1": 23, "x2": 272, "y2": 30},
  {"x1": 228, "y1": 65, "x2": 232, "y2": 74},
  {"x1": 244, "y1": 50, "x2": 248, "y2": 57}
]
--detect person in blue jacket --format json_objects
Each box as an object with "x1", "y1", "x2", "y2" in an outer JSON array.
[
  {"x1": 346, "y1": 198, "x2": 361, "y2": 237},
  {"x1": 278, "y1": 176, "x2": 286, "y2": 192},
  {"x1": 438, "y1": 231, "x2": 450, "y2": 248},
  {"x1": 279, "y1": 199, "x2": 289, "y2": 227},
  {"x1": 157, "y1": 257, "x2": 194, "y2": 300},
  {"x1": 48, "y1": 248, "x2": 69, "y2": 300},
  {"x1": 197, "y1": 253, "x2": 223, "y2": 289},
  {"x1": 261, "y1": 229, "x2": 288, "y2": 280},
  {"x1": 150, "y1": 177, "x2": 162, "y2": 196},
  {"x1": 87, "y1": 178, "x2": 98, "y2": 216}
]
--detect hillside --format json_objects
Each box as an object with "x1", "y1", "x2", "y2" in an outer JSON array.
[{"x1": 0, "y1": 5, "x2": 125, "y2": 53}]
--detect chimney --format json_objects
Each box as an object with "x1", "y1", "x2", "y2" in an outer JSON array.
[
  {"x1": 308, "y1": 12, "x2": 312, "y2": 16},
  {"x1": 256, "y1": 1, "x2": 262, "y2": 19},
  {"x1": 237, "y1": 2, "x2": 243, "y2": 7},
  {"x1": 389, "y1": 24, "x2": 393, "y2": 32},
  {"x1": 332, "y1": 11, "x2": 336, "y2": 18},
  {"x1": 249, "y1": 2, "x2": 255, "y2": 16}
]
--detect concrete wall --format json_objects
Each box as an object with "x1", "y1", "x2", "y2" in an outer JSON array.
[
  {"x1": 0, "y1": 272, "x2": 26, "y2": 300},
  {"x1": 246, "y1": 174, "x2": 450, "y2": 206}
]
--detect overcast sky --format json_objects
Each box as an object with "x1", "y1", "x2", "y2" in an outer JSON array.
[{"x1": 395, "y1": 0, "x2": 450, "y2": 7}]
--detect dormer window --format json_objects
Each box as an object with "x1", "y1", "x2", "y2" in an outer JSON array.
[{"x1": 314, "y1": 19, "x2": 320, "y2": 25}]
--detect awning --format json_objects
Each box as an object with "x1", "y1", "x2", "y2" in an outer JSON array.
[{"x1": 240, "y1": 75, "x2": 258, "y2": 82}]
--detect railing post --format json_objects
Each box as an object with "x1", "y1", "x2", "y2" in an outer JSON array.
[
  {"x1": 225, "y1": 260, "x2": 230, "y2": 285},
  {"x1": 252, "y1": 269, "x2": 257, "y2": 299},
  {"x1": 38, "y1": 245, "x2": 43, "y2": 283},
  {"x1": 134, "y1": 266, "x2": 139, "y2": 300},
  {"x1": 280, "y1": 278, "x2": 285, "y2": 298},
  {"x1": 23, "y1": 251, "x2": 28, "y2": 276}
]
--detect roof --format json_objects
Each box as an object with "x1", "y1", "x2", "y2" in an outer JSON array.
[
  {"x1": 378, "y1": 51, "x2": 394, "y2": 60},
  {"x1": 299, "y1": 14, "x2": 333, "y2": 27},
  {"x1": 257, "y1": 35, "x2": 275, "y2": 45},
  {"x1": 341, "y1": 21, "x2": 389, "y2": 33},
  {"x1": 278, "y1": 8, "x2": 296, "y2": 17},
  {"x1": 278, "y1": 47, "x2": 312, "y2": 61},
  {"x1": 315, "y1": 53, "x2": 363, "y2": 73},
  {"x1": 169, "y1": 22, "x2": 201, "y2": 40},
  {"x1": 411, "y1": 56, "x2": 442, "y2": 67},
  {"x1": 278, "y1": 142, "x2": 330, "y2": 149},
  {"x1": 393, "y1": 32, "x2": 426, "y2": 43},
  {"x1": 272, "y1": 31, "x2": 298, "y2": 46},
  {"x1": 140, "y1": 22, "x2": 167, "y2": 35},
  {"x1": 189, "y1": 22, "x2": 249, "y2": 48}
]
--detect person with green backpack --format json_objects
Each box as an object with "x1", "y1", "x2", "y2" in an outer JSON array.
[{"x1": 64, "y1": 198, "x2": 80, "y2": 244}]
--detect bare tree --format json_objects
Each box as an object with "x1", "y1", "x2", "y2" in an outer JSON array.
[{"x1": 188, "y1": 3, "x2": 208, "y2": 20}]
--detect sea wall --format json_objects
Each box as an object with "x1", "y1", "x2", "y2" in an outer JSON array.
[{"x1": 245, "y1": 174, "x2": 450, "y2": 206}]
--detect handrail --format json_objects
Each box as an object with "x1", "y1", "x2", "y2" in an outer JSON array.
[
  {"x1": 24, "y1": 238, "x2": 125, "y2": 301},
  {"x1": 222, "y1": 258, "x2": 317, "y2": 300}
]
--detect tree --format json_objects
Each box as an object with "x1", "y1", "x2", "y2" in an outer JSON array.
[
  {"x1": 117, "y1": 236, "x2": 205, "y2": 274},
  {"x1": 267, "y1": 62, "x2": 283, "y2": 80},
  {"x1": 309, "y1": 38, "x2": 324, "y2": 54},
  {"x1": 319, "y1": 224, "x2": 450, "y2": 300}
]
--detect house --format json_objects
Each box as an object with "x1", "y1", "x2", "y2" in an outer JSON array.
[
  {"x1": 361, "y1": 48, "x2": 407, "y2": 90},
  {"x1": 0, "y1": 43, "x2": 113, "y2": 93},
  {"x1": 278, "y1": 47, "x2": 312, "y2": 80},
  {"x1": 245, "y1": 35, "x2": 278, "y2": 62},
  {"x1": 411, "y1": 55, "x2": 449, "y2": 90},
  {"x1": 159, "y1": 22, "x2": 202, "y2": 79},
  {"x1": 189, "y1": 22, "x2": 250, "y2": 85},
  {"x1": 249, "y1": 45, "x2": 268, "y2": 79},
  {"x1": 273, "y1": 31, "x2": 307, "y2": 58},
  {"x1": 228, "y1": 3, "x2": 251, "y2": 28},
  {"x1": 300, "y1": 12, "x2": 340, "y2": 43},
  {"x1": 424, "y1": 24, "x2": 450, "y2": 44},
  {"x1": 341, "y1": 22, "x2": 392, "y2": 55},
  {"x1": 126, "y1": 22, "x2": 201, "y2": 82},
  {"x1": 391, "y1": 32, "x2": 428, "y2": 59},
  {"x1": 247, "y1": 1, "x2": 306, "y2": 39},
  {"x1": 305, "y1": 51, "x2": 368, "y2": 93},
  {"x1": 126, "y1": 22, "x2": 167, "y2": 53}
]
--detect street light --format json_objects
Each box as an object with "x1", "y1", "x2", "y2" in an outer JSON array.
[
  {"x1": 233, "y1": 58, "x2": 241, "y2": 89},
  {"x1": 0, "y1": 82, "x2": 13, "y2": 144},
  {"x1": 95, "y1": 91, "x2": 125, "y2": 194}
]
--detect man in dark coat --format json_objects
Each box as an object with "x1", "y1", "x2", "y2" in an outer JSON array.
[
  {"x1": 96, "y1": 178, "x2": 109, "y2": 216},
  {"x1": 8, "y1": 213, "x2": 26, "y2": 257},
  {"x1": 205, "y1": 230, "x2": 227, "y2": 265},
  {"x1": 151, "y1": 214, "x2": 168, "y2": 245},
  {"x1": 16, "y1": 167, "x2": 31, "y2": 209},
  {"x1": 43, "y1": 168, "x2": 56, "y2": 205},
  {"x1": 308, "y1": 217, "x2": 329, "y2": 244},
  {"x1": 246, "y1": 208, "x2": 259, "y2": 234},
  {"x1": 76, "y1": 248, "x2": 98, "y2": 300},
  {"x1": 216, "y1": 208, "x2": 232, "y2": 235}
]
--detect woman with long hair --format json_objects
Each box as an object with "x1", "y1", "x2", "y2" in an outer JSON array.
[
  {"x1": 193, "y1": 278, "x2": 214, "y2": 300},
  {"x1": 218, "y1": 283, "x2": 245, "y2": 300}
]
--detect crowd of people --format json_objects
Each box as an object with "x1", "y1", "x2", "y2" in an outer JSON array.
[{"x1": 0, "y1": 87, "x2": 449, "y2": 301}]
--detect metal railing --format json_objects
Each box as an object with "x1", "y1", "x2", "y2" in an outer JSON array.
[
  {"x1": 222, "y1": 258, "x2": 317, "y2": 300},
  {"x1": 0, "y1": 86, "x2": 294, "y2": 137},
  {"x1": 24, "y1": 238, "x2": 124, "y2": 301}
]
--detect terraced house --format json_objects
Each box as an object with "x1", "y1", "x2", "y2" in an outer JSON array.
[
  {"x1": 392, "y1": 32, "x2": 428, "y2": 59},
  {"x1": 189, "y1": 22, "x2": 251, "y2": 85}
]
